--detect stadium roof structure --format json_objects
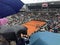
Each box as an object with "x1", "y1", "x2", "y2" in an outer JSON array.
[
  {"x1": 26, "y1": 1, "x2": 60, "y2": 10},
  {"x1": 21, "y1": 0, "x2": 60, "y2": 4}
]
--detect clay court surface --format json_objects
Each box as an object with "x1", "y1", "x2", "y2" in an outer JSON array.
[{"x1": 23, "y1": 20, "x2": 46, "y2": 36}]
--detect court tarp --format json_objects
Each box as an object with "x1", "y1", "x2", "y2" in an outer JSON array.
[{"x1": 23, "y1": 20, "x2": 46, "y2": 36}]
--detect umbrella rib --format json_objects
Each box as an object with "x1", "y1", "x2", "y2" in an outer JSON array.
[{"x1": 0, "y1": 1, "x2": 17, "y2": 12}]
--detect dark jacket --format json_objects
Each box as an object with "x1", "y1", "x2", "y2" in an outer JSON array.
[{"x1": 17, "y1": 38, "x2": 25, "y2": 45}]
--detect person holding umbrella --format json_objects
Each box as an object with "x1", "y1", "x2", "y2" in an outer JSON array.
[{"x1": 0, "y1": 35, "x2": 9, "y2": 45}]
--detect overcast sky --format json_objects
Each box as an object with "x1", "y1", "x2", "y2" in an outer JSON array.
[{"x1": 21, "y1": 0, "x2": 60, "y2": 4}]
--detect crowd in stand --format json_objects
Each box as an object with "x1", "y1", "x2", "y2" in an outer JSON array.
[
  {"x1": 0, "y1": 11, "x2": 60, "y2": 45},
  {"x1": 6, "y1": 11, "x2": 60, "y2": 30}
]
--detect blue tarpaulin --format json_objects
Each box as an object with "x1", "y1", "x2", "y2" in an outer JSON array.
[
  {"x1": 30, "y1": 31, "x2": 60, "y2": 45},
  {"x1": 0, "y1": 0, "x2": 24, "y2": 18}
]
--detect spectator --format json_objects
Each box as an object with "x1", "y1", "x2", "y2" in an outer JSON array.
[
  {"x1": 10, "y1": 41, "x2": 16, "y2": 45},
  {"x1": 53, "y1": 26, "x2": 58, "y2": 33},
  {"x1": 0, "y1": 35, "x2": 9, "y2": 45}
]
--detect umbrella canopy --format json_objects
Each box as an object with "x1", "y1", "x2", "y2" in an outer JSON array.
[
  {"x1": 0, "y1": 0, "x2": 24, "y2": 18},
  {"x1": 30, "y1": 31, "x2": 60, "y2": 45},
  {"x1": 0, "y1": 18, "x2": 8, "y2": 26},
  {"x1": 0, "y1": 25, "x2": 27, "y2": 41},
  {"x1": 0, "y1": 25, "x2": 27, "y2": 34},
  {"x1": 12, "y1": 25, "x2": 28, "y2": 34}
]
